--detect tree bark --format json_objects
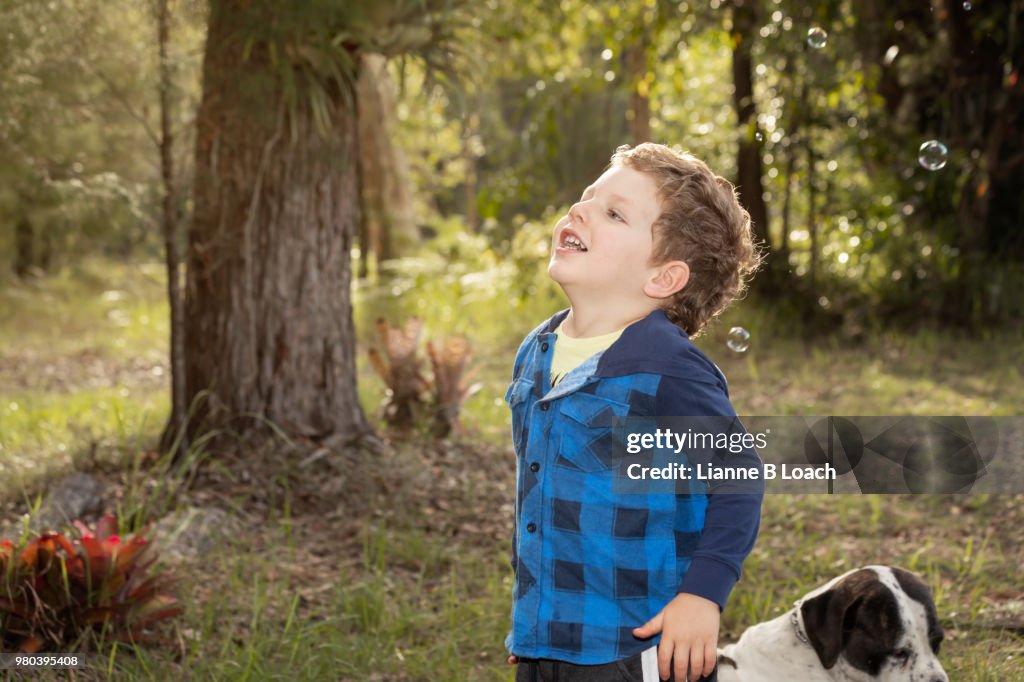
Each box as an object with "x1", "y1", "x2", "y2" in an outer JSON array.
[
  {"x1": 624, "y1": 42, "x2": 651, "y2": 145},
  {"x1": 355, "y1": 53, "x2": 417, "y2": 267},
  {"x1": 462, "y1": 113, "x2": 478, "y2": 232},
  {"x1": 730, "y1": 0, "x2": 770, "y2": 251},
  {"x1": 156, "y1": 0, "x2": 189, "y2": 460},
  {"x1": 943, "y1": 0, "x2": 1023, "y2": 323},
  {"x1": 184, "y1": 1, "x2": 371, "y2": 447},
  {"x1": 14, "y1": 216, "x2": 32, "y2": 278},
  {"x1": 807, "y1": 141, "x2": 817, "y2": 288}
]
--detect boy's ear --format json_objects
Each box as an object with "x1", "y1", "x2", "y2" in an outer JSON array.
[{"x1": 644, "y1": 260, "x2": 689, "y2": 299}]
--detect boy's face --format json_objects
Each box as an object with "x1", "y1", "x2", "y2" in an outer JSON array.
[{"x1": 548, "y1": 164, "x2": 664, "y2": 304}]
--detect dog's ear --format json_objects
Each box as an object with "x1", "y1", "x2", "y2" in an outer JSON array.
[{"x1": 801, "y1": 588, "x2": 864, "y2": 669}]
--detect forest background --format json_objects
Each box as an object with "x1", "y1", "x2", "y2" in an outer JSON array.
[{"x1": 0, "y1": 0, "x2": 1022, "y2": 679}]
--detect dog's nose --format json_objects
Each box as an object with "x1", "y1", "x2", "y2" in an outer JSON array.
[{"x1": 929, "y1": 675, "x2": 949, "y2": 682}]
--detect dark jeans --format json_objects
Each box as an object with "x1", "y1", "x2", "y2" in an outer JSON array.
[{"x1": 514, "y1": 652, "x2": 718, "y2": 682}]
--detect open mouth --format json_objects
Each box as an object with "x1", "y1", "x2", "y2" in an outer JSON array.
[{"x1": 559, "y1": 229, "x2": 588, "y2": 252}]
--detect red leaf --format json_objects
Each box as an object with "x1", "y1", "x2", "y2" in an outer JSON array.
[
  {"x1": 19, "y1": 636, "x2": 44, "y2": 653},
  {"x1": 114, "y1": 537, "x2": 150, "y2": 569},
  {"x1": 125, "y1": 577, "x2": 161, "y2": 603},
  {"x1": 77, "y1": 536, "x2": 111, "y2": 579},
  {"x1": 96, "y1": 514, "x2": 118, "y2": 541},
  {"x1": 0, "y1": 596, "x2": 31, "y2": 619},
  {"x1": 19, "y1": 541, "x2": 39, "y2": 567},
  {"x1": 49, "y1": 533, "x2": 78, "y2": 558},
  {"x1": 82, "y1": 606, "x2": 115, "y2": 625},
  {"x1": 133, "y1": 604, "x2": 184, "y2": 626}
]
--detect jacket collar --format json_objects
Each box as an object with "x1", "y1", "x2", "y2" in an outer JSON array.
[{"x1": 538, "y1": 308, "x2": 721, "y2": 384}]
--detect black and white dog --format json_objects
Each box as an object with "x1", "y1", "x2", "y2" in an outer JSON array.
[{"x1": 717, "y1": 566, "x2": 948, "y2": 682}]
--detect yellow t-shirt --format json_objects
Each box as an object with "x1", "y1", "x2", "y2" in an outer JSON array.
[{"x1": 550, "y1": 323, "x2": 625, "y2": 387}]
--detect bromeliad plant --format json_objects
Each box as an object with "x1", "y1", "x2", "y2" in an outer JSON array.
[
  {"x1": 0, "y1": 514, "x2": 181, "y2": 653},
  {"x1": 368, "y1": 317, "x2": 481, "y2": 437},
  {"x1": 368, "y1": 317, "x2": 429, "y2": 432},
  {"x1": 426, "y1": 336, "x2": 481, "y2": 437}
]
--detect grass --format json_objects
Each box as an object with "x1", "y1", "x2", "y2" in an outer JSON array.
[
  {"x1": 0, "y1": 256, "x2": 1022, "y2": 680},
  {"x1": 0, "y1": 260, "x2": 169, "y2": 502}
]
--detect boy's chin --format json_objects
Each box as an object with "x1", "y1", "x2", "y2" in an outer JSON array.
[{"x1": 547, "y1": 268, "x2": 578, "y2": 291}]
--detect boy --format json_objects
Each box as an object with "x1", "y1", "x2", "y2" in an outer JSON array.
[{"x1": 504, "y1": 143, "x2": 764, "y2": 681}]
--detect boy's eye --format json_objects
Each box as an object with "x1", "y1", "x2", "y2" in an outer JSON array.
[{"x1": 608, "y1": 209, "x2": 624, "y2": 222}]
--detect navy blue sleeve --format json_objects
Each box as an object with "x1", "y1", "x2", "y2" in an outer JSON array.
[{"x1": 655, "y1": 373, "x2": 765, "y2": 611}]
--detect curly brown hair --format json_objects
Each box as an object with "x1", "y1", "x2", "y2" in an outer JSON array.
[{"x1": 610, "y1": 143, "x2": 763, "y2": 337}]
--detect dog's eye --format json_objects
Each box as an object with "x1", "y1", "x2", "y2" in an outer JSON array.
[{"x1": 891, "y1": 648, "x2": 912, "y2": 665}]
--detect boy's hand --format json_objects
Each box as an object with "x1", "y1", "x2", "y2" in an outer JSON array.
[{"x1": 632, "y1": 592, "x2": 719, "y2": 681}]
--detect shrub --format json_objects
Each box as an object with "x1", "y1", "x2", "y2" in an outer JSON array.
[{"x1": 0, "y1": 514, "x2": 181, "y2": 653}]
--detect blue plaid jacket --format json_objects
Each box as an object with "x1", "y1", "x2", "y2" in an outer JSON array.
[{"x1": 505, "y1": 309, "x2": 764, "y2": 664}]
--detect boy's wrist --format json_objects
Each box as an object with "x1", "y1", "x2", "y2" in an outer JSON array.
[
  {"x1": 677, "y1": 556, "x2": 739, "y2": 611},
  {"x1": 673, "y1": 591, "x2": 718, "y2": 610}
]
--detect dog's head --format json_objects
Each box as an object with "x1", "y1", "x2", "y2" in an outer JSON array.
[{"x1": 799, "y1": 566, "x2": 947, "y2": 682}]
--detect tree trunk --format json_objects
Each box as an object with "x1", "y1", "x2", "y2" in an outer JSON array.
[
  {"x1": 156, "y1": 0, "x2": 189, "y2": 461},
  {"x1": 356, "y1": 188, "x2": 370, "y2": 279},
  {"x1": 807, "y1": 141, "x2": 818, "y2": 288},
  {"x1": 38, "y1": 224, "x2": 52, "y2": 272},
  {"x1": 943, "y1": 0, "x2": 1023, "y2": 323},
  {"x1": 14, "y1": 216, "x2": 32, "y2": 278},
  {"x1": 730, "y1": 0, "x2": 770, "y2": 251},
  {"x1": 780, "y1": 144, "x2": 794, "y2": 254},
  {"x1": 355, "y1": 53, "x2": 417, "y2": 267},
  {"x1": 624, "y1": 42, "x2": 651, "y2": 145},
  {"x1": 462, "y1": 113, "x2": 478, "y2": 232},
  {"x1": 183, "y1": 1, "x2": 371, "y2": 447}
]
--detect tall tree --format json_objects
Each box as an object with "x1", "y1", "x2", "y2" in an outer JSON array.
[
  {"x1": 182, "y1": 1, "x2": 462, "y2": 448},
  {"x1": 624, "y1": 40, "x2": 652, "y2": 145},
  {"x1": 355, "y1": 53, "x2": 418, "y2": 276},
  {"x1": 729, "y1": 0, "x2": 770, "y2": 253},
  {"x1": 852, "y1": 0, "x2": 1024, "y2": 324},
  {"x1": 943, "y1": 0, "x2": 1024, "y2": 321},
  {"x1": 157, "y1": 0, "x2": 189, "y2": 458}
]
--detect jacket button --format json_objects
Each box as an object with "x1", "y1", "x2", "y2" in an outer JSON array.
[
  {"x1": 526, "y1": 523, "x2": 537, "y2": 533},
  {"x1": 539, "y1": 403, "x2": 549, "y2": 411},
  {"x1": 541, "y1": 342, "x2": 549, "y2": 352},
  {"x1": 530, "y1": 462, "x2": 540, "y2": 472}
]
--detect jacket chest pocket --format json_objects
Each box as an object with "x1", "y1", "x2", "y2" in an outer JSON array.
[
  {"x1": 505, "y1": 378, "x2": 535, "y2": 454},
  {"x1": 556, "y1": 392, "x2": 631, "y2": 472}
]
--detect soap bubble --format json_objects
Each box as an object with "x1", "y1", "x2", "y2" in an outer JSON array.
[
  {"x1": 727, "y1": 327, "x2": 750, "y2": 353},
  {"x1": 963, "y1": 1, "x2": 971, "y2": 9},
  {"x1": 918, "y1": 140, "x2": 948, "y2": 171},
  {"x1": 807, "y1": 27, "x2": 828, "y2": 49},
  {"x1": 754, "y1": 130, "x2": 764, "y2": 143}
]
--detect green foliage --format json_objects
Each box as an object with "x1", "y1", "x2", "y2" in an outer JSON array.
[
  {"x1": 0, "y1": 0, "x2": 206, "y2": 272},
  {"x1": 385, "y1": 0, "x2": 1023, "y2": 330},
  {"x1": 0, "y1": 514, "x2": 181, "y2": 653},
  {"x1": 3, "y1": 0, "x2": 1021, "y2": 327},
  {"x1": 356, "y1": 212, "x2": 565, "y2": 354}
]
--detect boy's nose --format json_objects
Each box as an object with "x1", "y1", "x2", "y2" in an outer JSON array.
[{"x1": 568, "y1": 202, "x2": 587, "y2": 223}]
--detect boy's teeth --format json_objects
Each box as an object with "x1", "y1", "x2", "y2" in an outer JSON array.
[{"x1": 563, "y1": 235, "x2": 586, "y2": 251}]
